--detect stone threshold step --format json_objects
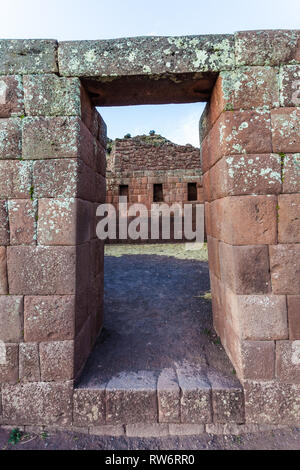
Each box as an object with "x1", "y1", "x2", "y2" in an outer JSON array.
[{"x1": 74, "y1": 366, "x2": 245, "y2": 427}]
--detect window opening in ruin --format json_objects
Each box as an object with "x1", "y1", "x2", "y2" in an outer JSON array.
[
  {"x1": 119, "y1": 184, "x2": 129, "y2": 199},
  {"x1": 188, "y1": 182, "x2": 197, "y2": 201},
  {"x1": 153, "y1": 183, "x2": 163, "y2": 202}
]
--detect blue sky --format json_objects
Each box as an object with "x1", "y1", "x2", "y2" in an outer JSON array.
[{"x1": 2, "y1": 0, "x2": 300, "y2": 145}]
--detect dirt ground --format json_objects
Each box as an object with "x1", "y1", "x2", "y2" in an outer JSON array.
[{"x1": 1, "y1": 426, "x2": 300, "y2": 450}]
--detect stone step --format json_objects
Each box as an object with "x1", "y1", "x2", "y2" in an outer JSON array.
[{"x1": 73, "y1": 366, "x2": 245, "y2": 427}]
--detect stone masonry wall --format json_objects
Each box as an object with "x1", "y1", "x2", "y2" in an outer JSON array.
[
  {"x1": 106, "y1": 136, "x2": 203, "y2": 243},
  {"x1": 0, "y1": 47, "x2": 106, "y2": 426},
  {"x1": 201, "y1": 31, "x2": 300, "y2": 424}
]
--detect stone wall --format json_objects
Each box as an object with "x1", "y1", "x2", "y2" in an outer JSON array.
[
  {"x1": 0, "y1": 31, "x2": 299, "y2": 428},
  {"x1": 106, "y1": 136, "x2": 203, "y2": 243},
  {"x1": 201, "y1": 34, "x2": 300, "y2": 423},
  {"x1": 0, "y1": 62, "x2": 106, "y2": 425}
]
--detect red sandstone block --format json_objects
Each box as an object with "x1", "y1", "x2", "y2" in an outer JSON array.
[
  {"x1": 8, "y1": 199, "x2": 36, "y2": 245},
  {"x1": 106, "y1": 371, "x2": 158, "y2": 425},
  {"x1": 271, "y1": 108, "x2": 300, "y2": 153},
  {"x1": 73, "y1": 389, "x2": 106, "y2": 426},
  {"x1": 40, "y1": 340, "x2": 74, "y2": 381},
  {"x1": 0, "y1": 247, "x2": 7, "y2": 294},
  {"x1": 0, "y1": 160, "x2": 32, "y2": 199},
  {"x1": 176, "y1": 367, "x2": 212, "y2": 424},
  {"x1": 288, "y1": 296, "x2": 300, "y2": 340},
  {"x1": 23, "y1": 74, "x2": 81, "y2": 116},
  {"x1": 19, "y1": 342, "x2": 40, "y2": 382},
  {"x1": 22, "y1": 116, "x2": 80, "y2": 160},
  {"x1": 236, "y1": 294, "x2": 288, "y2": 341},
  {"x1": 0, "y1": 201, "x2": 9, "y2": 246},
  {"x1": 7, "y1": 246, "x2": 77, "y2": 295},
  {"x1": 244, "y1": 380, "x2": 300, "y2": 425},
  {"x1": 276, "y1": 341, "x2": 300, "y2": 383},
  {"x1": 33, "y1": 159, "x2": 78, "y2": 199},
  {"x1": 207, "y1": 236, "x2": 220, "y2": 279},
  {"x1": 0, "y1": 343, "x2": 19, "y2": 384},
  {"x1": 204, "y1": 202, "x2": 211, "y2": 237},
  {"x1": 209, "y1": 111, "x2": 272, "y2": 169},
  {"x1": 200, "y1": 135, "x2": 210, "y2": 174},
  {"x1": 209, "y1": 272, "x2": 225, "y2": 338},
  {"x1": 157, "y1": 368, "x2": 180, "y2": 424},
  {"x1": 219, "y1": 243, "x2": 271, "y2": 294},
  {"x1": 97, "y1": 112, "x2": 107, "y2": 149},
  {"x1": 0, "y1": 76, "x2": 24, "y2": 117},
  {"x1": 38, "y1": 198, "x2": 91, "y2": 246},
  {"x1": 74, "y1": 316, "x2": 92, "y2": 377},
  {"x1": 0, "y1": 118, "x2": 22, "y2": 159},
  {"x1": 0, "y1": 296, "x2": 23, "y2": 343},
  {"x1": 80, "y1": 86, "x2": 99, "y2": 138},
  {"x1": 270, "y1": 244, "x2": 300, "y2": 294},
  {"x1": 278, "y1": 194, "x2": 300, "y2": 243},
  {"x1": 2, "y1": 381, "x2": 73, "y2": 425},
  {"x1": 24, "y1": 295, "x2": 75, "y2": 342},
  {"x1": 241, "y1": 341, "x2": 275, "y2": 380},
  {"x1": 94, "y1": 139, "x2": 106, "y2": 177},
  {"x1": 211, "y1": 68, "x2": 279, "y2": 117},
  {"x1": 210, "y1": 196, "x2": 277, "y2": 245},
  {"x1": 210, "y1": 154, "x2": 282, "y2": 201},
  {"x1": 280, "y1": 65, "x2": 300, "y2": 107},
  {"x1": 283, "y1": 154, "x2": 300, "y2": 193},
  {"x1": 235, "y1": 30, "x2": 300, "y2": 66}
]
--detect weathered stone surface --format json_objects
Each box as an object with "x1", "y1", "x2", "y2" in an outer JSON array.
[
  {"x1": 169, "y1": 423, "x2": 205, "y2": 435},
  {"x1": 176, "y1": 367, "x2": 212, "y2": 424},
  {"x1": 0, "y1": 247, "x2": 8, "y2": 294},
  {"x1": 206, "y1": 111, "x2": 272, "y2": 170},
  {"x1": 213, "y1": 67, "x2": 280, "y2": 114},
  {"x1": 276, "y1": 341, "x2": 300, "y2": 383},
  {"x1": 207, "y1": 236, "x2": 220, "y2": 279},
  {"x1": 0, "y1": 76, "x2": 24, "y2": 117},
  {"x1": 90, "y1": 425, "x2": 124, "y2": 436},
  {"x1": 0, "y1": 40, "x2": 58, "y2": 74},
  {"x1": 24, "y1": 295, "x2": 75, "y2": 342},
  {"x1": 126, "y1": 423, "x2": 169, "y2": 437},
  {"x1": 106, "y1": 371, "x2": 157, "y2": 424},
  {"x1": 7, "y1": 246, "x2": 77, "y2": 295},
  {"x1": 244, "y1": 380, "x2": 300, "y2": 424},
  {"x1": 282, "y1": 154, "x2": 300, "y2": 193},
  {"x1": 278, "y1": 194, "x2": 300, "y2": 243},
  {"x1": 207, "y1": 369, "x2": 244, "y2": 424},
  {"x1": 74, "y1": 316, "x2": 92, "y2": 377},
  {"x1": 22, "y1": 116, "x2": 79, "y2": 160},
  {"x1": 219, "y1": 243, "x2": 271, "y2": 294},
  {"x1": 0, "y1": 343, "x2": 18, "y2": 384},
  {"x1": 0, "y1": 118, "x2": 22, "y2": 159},
  {"x1": 58, "y1": 35, "x2": 235, "y2": 77},
  {"x1": 271, "y1": 108, "x2": 300, "y2": 153},
  {"x1": 235, "y1": 30, "x2": 300, "y2": 66},
  {"x1": 38, "y1": 198, "x2": 91, "y2": 246},
  {"x1": 288, "y1": 296, "x2": 300, "y2": 340},
  {"x1": 236, "y1": 294, "x2": 288, "y2": 341},
  {"x1": 19, "y1": 342, "x2": 40, "y2": 382},
  {"x1": 241, "y1": 341, "x2": 275, "y2": 380},
  {"x1": 0, "y1": 160, "x2": 32, "y2": 199},
  {"x1": 270, "y1": 244, "x2": 300, "y2": 295},
  {"x1": 157, "y1": 368, "x2": 180, "y2": 423},
  {"x1": 8, "y1": 199, "x2": 36, "y2": 245},
  {"x1": 2, "y1": 381, "x2": 73, "y2": 425},
  {"x1": 0, "y1": 296, "x2": 23, "y2": 342},
  {"x1": 33, "y1": 159, "x2": 78, "y2": 199},
  {"x1": 210, "y1": 196, "x2": 277, "y2": 245},
  {"x1": 73, "y1": 388, "x2": 106, "y2": 426},
  {"x1": 207, "y1": 154, "x2": 282, "y2": 201},
  {"x1": 0, "y1": 201, "x2": 9, "y2": 246},
  {"x1": 24, "y1": 74, "x2": 80, "y2": 116},
  {"x1": 40, "y1": 340, "x2": 74, "y2": 381},
  {"x1": 280, "y1": 65, "x2": 300, "y2": 107}
]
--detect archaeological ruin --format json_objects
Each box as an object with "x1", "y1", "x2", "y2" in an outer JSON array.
[
  {"x1": 106, "y1": 134, "x2": 204, "y2": 243},
  {"x1": 0, "y1": 30, "x2": 299, "y2": 435}
]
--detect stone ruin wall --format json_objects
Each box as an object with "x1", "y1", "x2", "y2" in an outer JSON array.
[
  {"x1": 0, "y1": 31, "x2": 299, "y2": 430},
  {"x1": 106, "y1": 135, "x2": 203, "y2": 243}
]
